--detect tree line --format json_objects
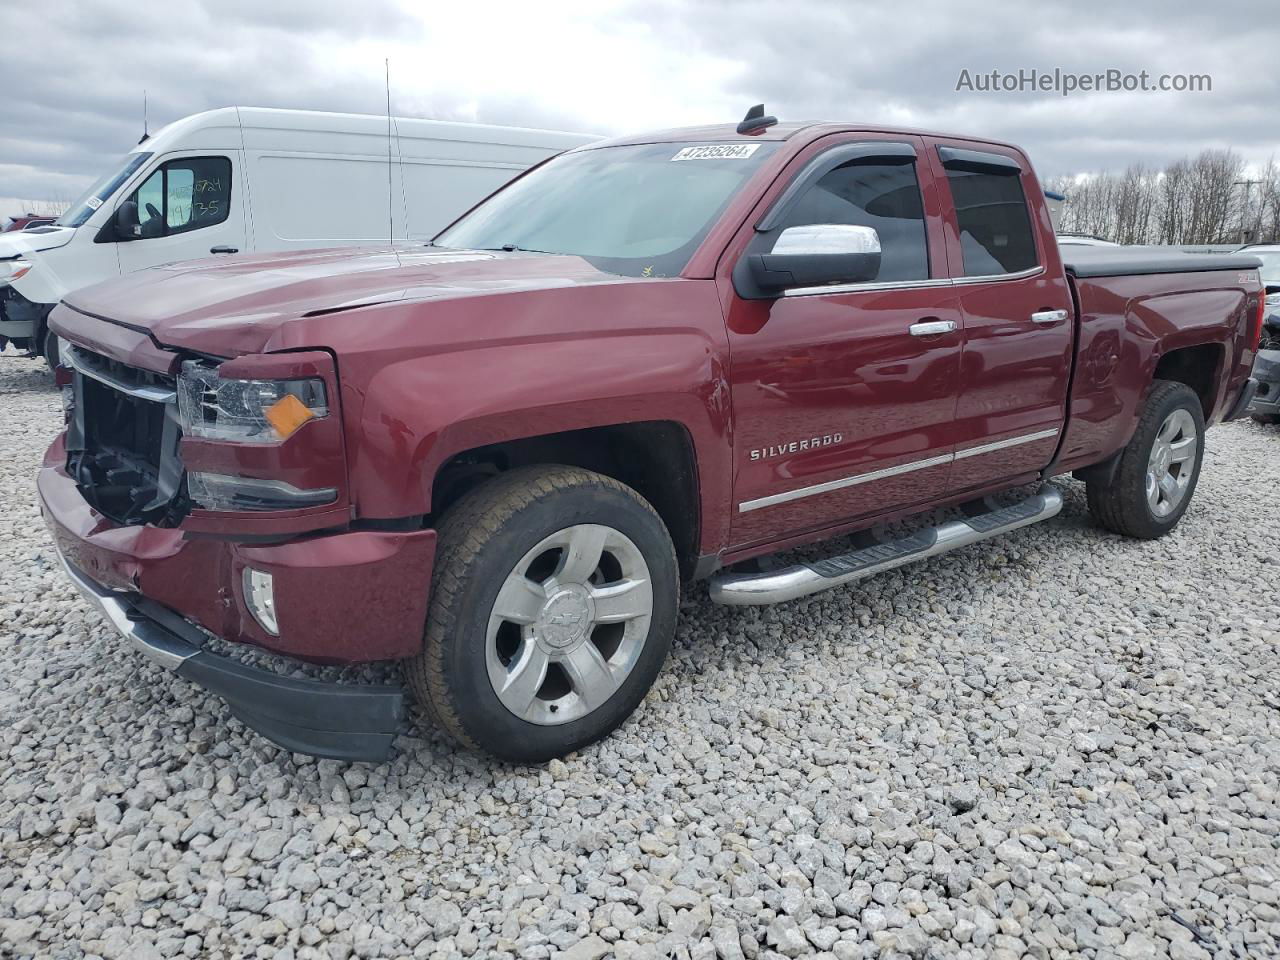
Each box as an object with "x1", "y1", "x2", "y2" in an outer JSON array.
[{"x1": 1043, "y1": 150, "x2": 1280, "y2": 246}]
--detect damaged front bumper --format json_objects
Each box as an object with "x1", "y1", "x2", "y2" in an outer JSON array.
[
  {"x1": 56, "y1": 550, "x2": 406, "y2": 762},
  {"x1": 1247, "y1": 348, "x2": 1280, "y2": 419}
]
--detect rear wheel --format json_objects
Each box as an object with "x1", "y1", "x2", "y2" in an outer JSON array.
[
  {"x1": 1086, "y1": 380, "x2": 1204, "y2": 539},
  {"x1": 405, "y1": 465, "x2": 678, "y2": 761}
]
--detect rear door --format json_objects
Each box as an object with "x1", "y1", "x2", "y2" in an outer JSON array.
[
  {"x1": 924, "y1": 140, "x2": 1074, "y2": 492},
  {"x1": 115, "y1": 152, "x2": 246, "y2": 274},
  {"x1": 721, "y1": 134, "x2": 963, "y2": 549}
]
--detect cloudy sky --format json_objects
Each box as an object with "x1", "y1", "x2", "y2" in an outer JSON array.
[{"x1": 3, "y1": 0, "x2": 1277, "y2": 218}]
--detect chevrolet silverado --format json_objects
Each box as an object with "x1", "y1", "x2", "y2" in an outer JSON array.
[{"x1": 40, "y1": 108, "x2": 1265, "y2": 762}]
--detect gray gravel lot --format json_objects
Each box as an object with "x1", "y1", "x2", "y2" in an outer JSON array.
[{"x1": 1, "y1": 349, "x2": 1278, "y2": 960}]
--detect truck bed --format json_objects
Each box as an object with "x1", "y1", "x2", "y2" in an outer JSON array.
[{"x1": 1062, "y1": 246, "x2": 1263, "y2": 278}]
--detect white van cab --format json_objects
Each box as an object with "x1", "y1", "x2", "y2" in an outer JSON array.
[{"x1": 0, "y1": 107, "x2": 597, "y2": 360}]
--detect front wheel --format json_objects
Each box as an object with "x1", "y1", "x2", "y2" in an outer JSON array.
[
  {"x1": 1086, "y1": 380, "x2": 1205, "y2": 539},
  {"x1": 405, "y1": 465, "x2": 678, "y2": 761}
]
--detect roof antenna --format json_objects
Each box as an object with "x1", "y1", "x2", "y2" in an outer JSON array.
[
  {"x1": 736, "y1": 103, "x2": 777, "y2": 135},
  {"x1": 385, "y1": 59, "x2": 394, "y2": 247},
  {"x1": 138, "y1": 90, "x2": 150, "y2": 144}
]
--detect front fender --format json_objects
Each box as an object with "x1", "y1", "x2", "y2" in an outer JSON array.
[{"x1": 328, "y1": 283, "x2": 733, "y2": 556}]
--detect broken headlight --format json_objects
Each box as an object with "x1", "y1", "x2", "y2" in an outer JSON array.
[{"x1": 177, "y1": 360, "x2": 327, "y2": 444}]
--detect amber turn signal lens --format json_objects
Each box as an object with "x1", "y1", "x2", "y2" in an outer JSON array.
[{"x1": 265, "y1": 393, "x2": 315, "y2": 439}]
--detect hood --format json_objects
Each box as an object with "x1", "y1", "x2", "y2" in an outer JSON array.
[
  {"x1": 61, "y1": 246, "x2": 630, "y2": 355},
  {"x1": 0, "y1": 225, "x2": 75, "y2": 259}
]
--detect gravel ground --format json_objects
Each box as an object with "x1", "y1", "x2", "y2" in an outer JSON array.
[{"x1": 1, "y1": 348, "x2": 1278, "y2": 960}]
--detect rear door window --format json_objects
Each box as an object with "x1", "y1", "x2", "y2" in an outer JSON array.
[{"x1": 941, "y1": 158, "x2": 1038, "y2": 277}]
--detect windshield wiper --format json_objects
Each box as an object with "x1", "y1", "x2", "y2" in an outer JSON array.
[{"x1": 472, "y1": 243, "x2": 547, "y2": 253}]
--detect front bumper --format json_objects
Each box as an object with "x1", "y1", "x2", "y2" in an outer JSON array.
[
  {"x1": 56, "y1": 552, "x2": 406, "y2": 761},
  {"x1": 39, "y1": 449, "x2": 438, "y2": 761},
  {"x1": 38, "y1": 455, "x2": 436, "y2": 663},
  {"x1": 1247, "y1": 349, "x2": 1280, "y2": 418}
]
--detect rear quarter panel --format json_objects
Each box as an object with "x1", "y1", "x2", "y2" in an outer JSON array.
[{"x1": 1059, "y1": 269, "x2": 1257, "y2": 471}]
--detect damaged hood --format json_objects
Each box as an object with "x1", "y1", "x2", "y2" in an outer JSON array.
[
  {"x1": 60, "y1": 245, "x2": 629, "y2": 354},
  {"x1": 0, "y1": 225, "x2": 76, "y2": 260}
]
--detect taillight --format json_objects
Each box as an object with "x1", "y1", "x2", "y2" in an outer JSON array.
[{"x1": 1253, "y1": 293, "x2": 1266, "y2": 351}]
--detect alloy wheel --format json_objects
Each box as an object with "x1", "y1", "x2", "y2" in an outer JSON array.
[
  {"x1": 485, "y1": 524, "x2": 653, "y2": 725},
  {"x1": 1145, "y1": 408, "x2": 1198, "y2": 518}
]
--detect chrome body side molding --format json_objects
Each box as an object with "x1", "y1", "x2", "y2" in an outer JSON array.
[{"x1": 739, "y1": 428, "x2": 1059, "y2": 513}]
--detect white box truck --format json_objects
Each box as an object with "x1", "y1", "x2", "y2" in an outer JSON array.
[{"x1": 0, "y1": 107, "x2": 597, "y2": 362}]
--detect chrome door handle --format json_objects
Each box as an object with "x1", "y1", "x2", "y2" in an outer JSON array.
[
  {"x1": 1031, "y1": 309, "x2": 1068, "y2": 325},
  {"x1": 909, "y1": 319, "x2": 957, "y2": 337}
]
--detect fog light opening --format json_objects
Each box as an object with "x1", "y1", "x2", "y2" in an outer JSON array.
[{"x1": 243, "y1": 567, "x2": 279, "y2": 636}]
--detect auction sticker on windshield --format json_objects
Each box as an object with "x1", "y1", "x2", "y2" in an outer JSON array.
[{"x1": 671, "y1": 144, "x2": 761, "y2": 161}]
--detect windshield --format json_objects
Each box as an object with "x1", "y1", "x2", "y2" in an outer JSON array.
[
  {"x1": 1254, "y1": 251, "x2": 1280, "y2": 285},
  {"x1": 435, "y1": 141, "x2": 779, "y2": 277},
  {"x1": 56, "y1": 152, "x2": 153, "y2": 228}
]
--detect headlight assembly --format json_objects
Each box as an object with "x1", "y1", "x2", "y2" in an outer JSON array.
[
  {"x1": 0, "y1": 259, "x2": 32, "y2": 282},
  {"x1": 177, "y1": 360, "x2": 328, "y2": 444}
]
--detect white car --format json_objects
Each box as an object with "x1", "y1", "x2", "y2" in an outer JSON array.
[{"x1": 0, "y1": 107, "x2": 597, "y2": 361}]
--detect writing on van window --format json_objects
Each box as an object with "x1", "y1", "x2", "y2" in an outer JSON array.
[{"x1": 123, "y1": 156, "x2": 232, "y2": 239}]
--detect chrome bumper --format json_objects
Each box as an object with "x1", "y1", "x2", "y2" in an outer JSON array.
[{"x1": 57, "y1": 549, "x2": 195, "y2": 669}]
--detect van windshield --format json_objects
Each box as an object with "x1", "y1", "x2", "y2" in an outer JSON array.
[
  {"x1": 434, "y1": 141, "x2": 778, "y2": 278},
  {"x1": 56, "y1": 152, "x2": 153, "y2": 228}
]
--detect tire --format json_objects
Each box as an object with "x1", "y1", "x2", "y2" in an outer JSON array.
[
  {"x1": 405, "y1": 465, "x2": 679, "y2": 762},
  {"x1": 1086, "y1": 380, "x2": 1205, "y2": 539},
  {"x1": 42, "y1": 325, "x2": 60, "y2": 372}
]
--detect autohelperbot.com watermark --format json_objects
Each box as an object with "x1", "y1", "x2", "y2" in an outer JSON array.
[{"x1": 956, "y1": 68, "x2": 1211, "y2": 97}]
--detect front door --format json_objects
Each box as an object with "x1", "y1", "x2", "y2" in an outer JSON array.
[
  {"x1": 924, "y1": 140, "x2": 1074, "y2": 492},
  {"x1": 115, "y1": 152, "x2": 246, "y2": 276},
  {"x1": 723, "y1": 135, "x2": 962, "y2": 549}
]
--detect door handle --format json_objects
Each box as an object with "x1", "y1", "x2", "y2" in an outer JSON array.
[
  {"x1": 210, "y1": 245, "x2": 239, "y2": 254},
  {"x1": 1031, "y1": 309, "x2": 1068, "y2": 325},
  {"x1": 909, "y1": 319, "x2": 957, "y2": 337}
]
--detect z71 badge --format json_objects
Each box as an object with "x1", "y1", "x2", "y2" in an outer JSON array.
[{"x1": 750, "y1": 434, "x2": 843, "y2": 461}]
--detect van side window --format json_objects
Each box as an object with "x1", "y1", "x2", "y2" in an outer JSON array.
[
  {"x1": 773, "y1": 160, "x2": 929, "y2": 283},
  {"x1": 943, "y1": 166, "x2": 1038, "y2": 276},
  {"x1": 125, "y1": 156, "x2": 232, "y2": 239}
]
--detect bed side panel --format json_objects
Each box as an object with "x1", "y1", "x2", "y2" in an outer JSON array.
[{"x1": 1059, "y1": 269, "x2": 1254, "y2": 471}]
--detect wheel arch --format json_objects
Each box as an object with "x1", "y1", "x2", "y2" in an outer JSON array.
[
  {"x1": 1151, "y1": 341, "x2": 1225, "y2": 420},
  {"x1": 430, "y1": 421, "x2": 704, "y2": 581}
]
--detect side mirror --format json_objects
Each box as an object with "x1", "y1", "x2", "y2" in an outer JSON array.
[
  {"x1": 114, "y1": 201, "x2": 141, "y2": 241},
  {"x1": 739, "y1": 224, "x2": 882, "y2": 298}
]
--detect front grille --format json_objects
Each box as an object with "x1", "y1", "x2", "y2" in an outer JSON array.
[{"x1": 64, "y1": 344, "x2": 187, "y2": 526}]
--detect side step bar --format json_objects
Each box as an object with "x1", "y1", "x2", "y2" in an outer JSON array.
[{"x1": 709, "y1": 485, "x2": 1063, "y2": 606}]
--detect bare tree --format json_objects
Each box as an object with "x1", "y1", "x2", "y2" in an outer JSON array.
[
  {"x1": 11, "y1": 199, "x2": 70, "y2": 218},
  {"x1": 1113, "y1": 164, "x2": 1158, "y2": 244},
  {"x1": 1052, "y1": 147, "x2": 1276, "y2": 245}
]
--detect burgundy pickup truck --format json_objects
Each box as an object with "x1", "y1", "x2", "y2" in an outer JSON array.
[{"x1": 41, "y1": 110, "x2": 1264, "y2": 762}]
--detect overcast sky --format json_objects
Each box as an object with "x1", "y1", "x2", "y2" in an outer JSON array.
[{"x1": 3, "y1": 0, "x2": 1277, "y2": 217}]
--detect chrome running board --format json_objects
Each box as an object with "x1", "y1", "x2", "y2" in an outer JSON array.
[{"x1": 709, "y1": 485, "x2": 1063, "y2": 606}]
